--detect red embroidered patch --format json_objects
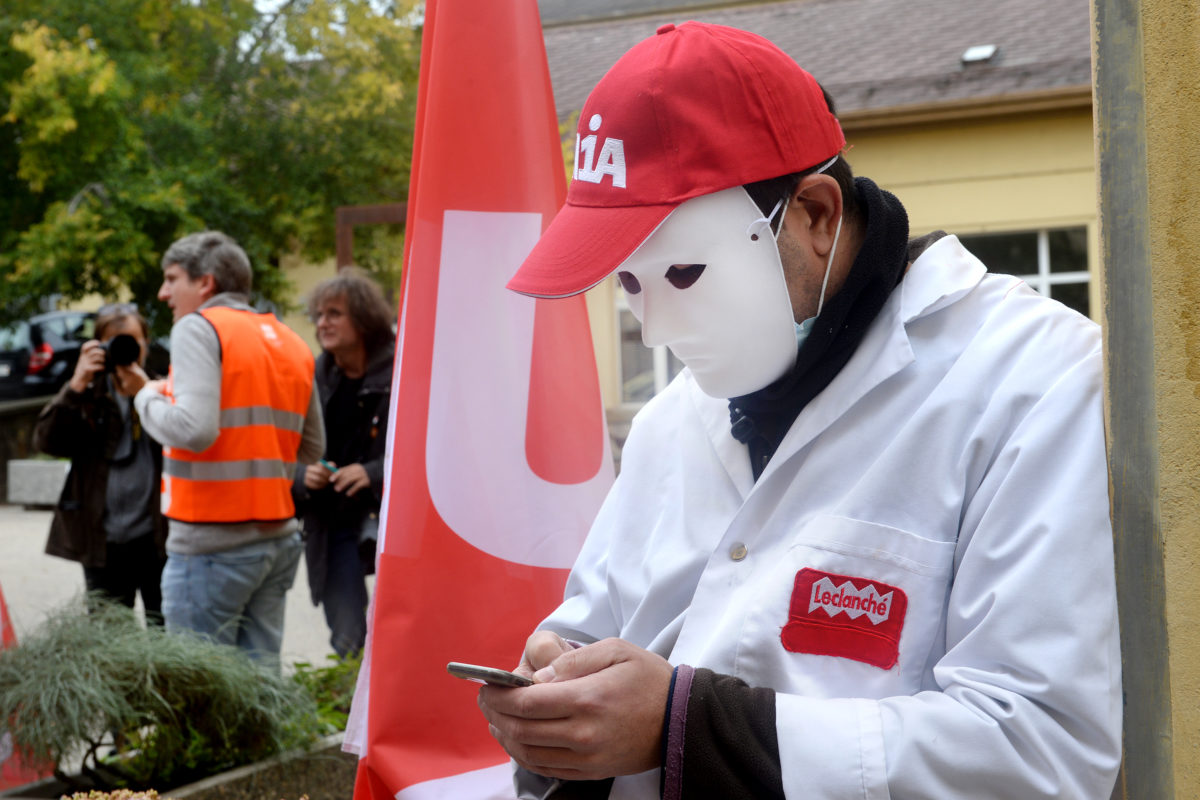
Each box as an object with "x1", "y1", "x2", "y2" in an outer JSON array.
[{"x1": 781, "y1": 568, "x2": 907, "y2": 670}]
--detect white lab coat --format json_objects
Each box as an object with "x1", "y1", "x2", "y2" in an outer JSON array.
[{"x1": 518, "y1": 235, "x2": 1121, "y2": 799}]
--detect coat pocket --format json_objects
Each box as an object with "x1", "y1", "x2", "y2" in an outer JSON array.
[{"x1": 734, "y1": 515, "x2": 955, "y2": 698}]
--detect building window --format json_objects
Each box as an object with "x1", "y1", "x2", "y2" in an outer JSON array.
[
  {"x1": 958, "y1": 227, "x2": 1090, "y2": 317},
  {"x1": 616, "y1": 292, "x2": 683, "y2": 405}
]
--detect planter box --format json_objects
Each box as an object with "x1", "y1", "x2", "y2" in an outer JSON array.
[{"x1": 0, "y1": 734, "x2": 354, "y2": 800}]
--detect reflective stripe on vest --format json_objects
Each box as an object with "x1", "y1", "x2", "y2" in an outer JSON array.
[
  {"x1": 162, "y1": 306, "x2": 314, "y2": 524},
  {"x1": 163, "y1": 458, "x2": 298, "y2": 481},
  {"x1": 219, "y1": 406, "x2": 307, "y2": 433}
]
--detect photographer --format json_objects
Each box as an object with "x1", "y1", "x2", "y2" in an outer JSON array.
[{"x1": 34, "y1": 303, "x2": 167, "y2": 622}]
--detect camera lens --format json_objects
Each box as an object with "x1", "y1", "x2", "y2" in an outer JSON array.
[{"x1": 102, "y1": 333, "x2": 140, "y2": 371}]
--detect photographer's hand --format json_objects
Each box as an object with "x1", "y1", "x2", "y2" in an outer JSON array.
[{"x1": 68, "y1": 341, "x2": 105, "y2": 393}]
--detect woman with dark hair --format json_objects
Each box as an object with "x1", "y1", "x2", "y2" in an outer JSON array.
[
  {"x1": 294, "y1": 267, "x2": 396, "y2": 657},
  {"x1": 34, "y1": 303, "x2": 167, "y2": 620}
]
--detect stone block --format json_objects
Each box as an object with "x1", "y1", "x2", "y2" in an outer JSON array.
[{"x1": 5, "y1": 459, "x2": 68, "y2": 508}]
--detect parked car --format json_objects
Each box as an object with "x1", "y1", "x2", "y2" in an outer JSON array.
[{"x1": 0, "y1": 311, "x2": 95, "y2": 400}]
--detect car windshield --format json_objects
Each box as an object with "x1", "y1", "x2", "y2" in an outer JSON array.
[{"x1": 0, "y1": 321, "x2": 31, "y2": 351}]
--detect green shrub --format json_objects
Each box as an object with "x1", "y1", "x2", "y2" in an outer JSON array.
[
  {"x1": 0, "y1": 599, "x2": 322, "y2": 793},
  {"x1": 290, "y1": 652, "x2": 361, "y2": 734}
]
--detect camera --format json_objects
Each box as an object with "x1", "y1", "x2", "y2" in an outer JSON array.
[{"x1": 100, "y1": 333, "x2": 141, "y2": 372}]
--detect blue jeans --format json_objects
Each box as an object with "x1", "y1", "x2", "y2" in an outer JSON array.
[{"x1": 161, "y1": 533, "x2": 303, "y2": 670}]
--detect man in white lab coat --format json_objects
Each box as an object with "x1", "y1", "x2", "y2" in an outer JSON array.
[{"x1": 484, "y1": 21, "x2": 1121, "y2": 800}]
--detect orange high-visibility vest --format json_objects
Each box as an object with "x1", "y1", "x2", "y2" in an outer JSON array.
[{"x1": 162, "y1": 306, "x2": 315, "y2": 523}]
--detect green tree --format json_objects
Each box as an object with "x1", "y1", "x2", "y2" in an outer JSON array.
[{"x1": 0, "y1": 0, "x2": 420, "y2": 331}]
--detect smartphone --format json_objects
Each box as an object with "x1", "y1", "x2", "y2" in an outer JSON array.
[{"x1": 446, "y1": 661, "x2": 533, "y2": 688}]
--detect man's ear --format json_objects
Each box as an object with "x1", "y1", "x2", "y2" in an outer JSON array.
[
  {"x1": 787, "y1": 174, "x2": 843, "y2": 257},
  {"x1": 197, "y1": 272, "x2": 218, "y2": 300}
]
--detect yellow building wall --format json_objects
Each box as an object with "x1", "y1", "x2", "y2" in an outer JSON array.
[
  {"x1": 846, "y1": 106, "x2": 1101, "y2": 318},
  {"x1": 1137, "y1": 0, "x2": 1200, "y2": 791},
  {"x1": 846, "y1": 108, "x2": 1096, "y2": 234},
  {"x1": 279, "y1": 252, "x2": 336, "y2": 354}
]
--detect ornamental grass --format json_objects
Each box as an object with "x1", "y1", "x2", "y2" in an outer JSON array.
[{"x1": 0, "y1": 598, "x2": 323, "y2": 794}]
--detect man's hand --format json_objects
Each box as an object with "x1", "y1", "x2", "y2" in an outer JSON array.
[
  {"x1": 138, "y1": 378, "x2": 167, "y2": 397},
  {"x1": 513, "y1": 630, "x2": 575, "y2": 680},
  {"x1": 114, "y1": 363, "x2": 150, "y2": 397},
  {"x1": 478, "y1": 638, "x2": 673, "y2": 781},
  {"x1": 330, "y1": 462, "x2": 370, "y2": 496}
]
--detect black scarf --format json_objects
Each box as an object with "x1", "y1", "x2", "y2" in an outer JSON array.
[{"x1": 728, "y1": 177, "x2": 910, "y2": 479}]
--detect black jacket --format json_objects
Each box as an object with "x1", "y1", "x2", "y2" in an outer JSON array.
[
  {"x1": 33, "y1": 378, "x2": 167, "y2": 568},
  {"x1": 292, "y1": 339, "x2": 394, "y2": 605}
]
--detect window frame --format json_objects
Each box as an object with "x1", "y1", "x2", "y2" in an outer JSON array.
[{"x1": 958, "y1": 226, "x2": 1092, "y2": 318}]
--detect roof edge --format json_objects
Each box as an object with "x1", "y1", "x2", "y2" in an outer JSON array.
[{"x1": 838, "y1": 85, "x2": 1093, "y2": 131}]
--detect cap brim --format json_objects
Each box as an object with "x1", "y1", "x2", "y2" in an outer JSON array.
[{"x1": 507, "y1": 200, "x2": 677, "y2": 298}]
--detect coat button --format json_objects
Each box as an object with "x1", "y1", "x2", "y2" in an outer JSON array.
[{"x1": 729, "y1": 543, "x2": 748, "y2": 561}]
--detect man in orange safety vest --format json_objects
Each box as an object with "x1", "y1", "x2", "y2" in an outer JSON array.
[{"x1": 130, "y1": 231, "x2": 324, "y2": 669}]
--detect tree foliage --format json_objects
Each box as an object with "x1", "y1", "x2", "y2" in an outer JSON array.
[{"x1": 0, "y1": 0, "x2": 421, "y2": 330}]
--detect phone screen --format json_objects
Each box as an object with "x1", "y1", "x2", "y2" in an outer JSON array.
[{"x1": 446, "y1": 661, "x2": 533, "y2": 688}]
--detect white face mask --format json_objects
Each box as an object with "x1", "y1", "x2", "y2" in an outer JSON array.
[{"x1": 615, "y1": 187, "x2": 797, "y2": 399}]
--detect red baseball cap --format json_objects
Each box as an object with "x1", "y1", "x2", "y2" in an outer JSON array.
[{"x1": 507, "y1": 21, "x2": 846, "y2": 299}]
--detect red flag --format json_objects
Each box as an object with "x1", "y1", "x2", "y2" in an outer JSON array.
[
  {"x1": 346, "y1": 1, "x2": 614, "y2": 797},
  {"x1": 0, "y1": 581, "x2": 54, "y2": 791},
  {"x1": 0, "y1": 587, "x2": 15, "y2": 650}
]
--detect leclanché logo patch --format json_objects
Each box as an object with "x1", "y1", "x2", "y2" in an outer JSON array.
[{"x1": 781, "y1": 568, "x2": 907, "y2": 670}]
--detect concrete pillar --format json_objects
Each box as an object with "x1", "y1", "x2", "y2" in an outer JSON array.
[{"x1": 1093, "y1": 1, "x2": 1200, "y2": 796}]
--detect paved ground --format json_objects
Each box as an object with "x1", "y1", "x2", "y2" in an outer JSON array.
[{"x1": 0, "y1": 503, "x2": 338, "y2": 671}]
